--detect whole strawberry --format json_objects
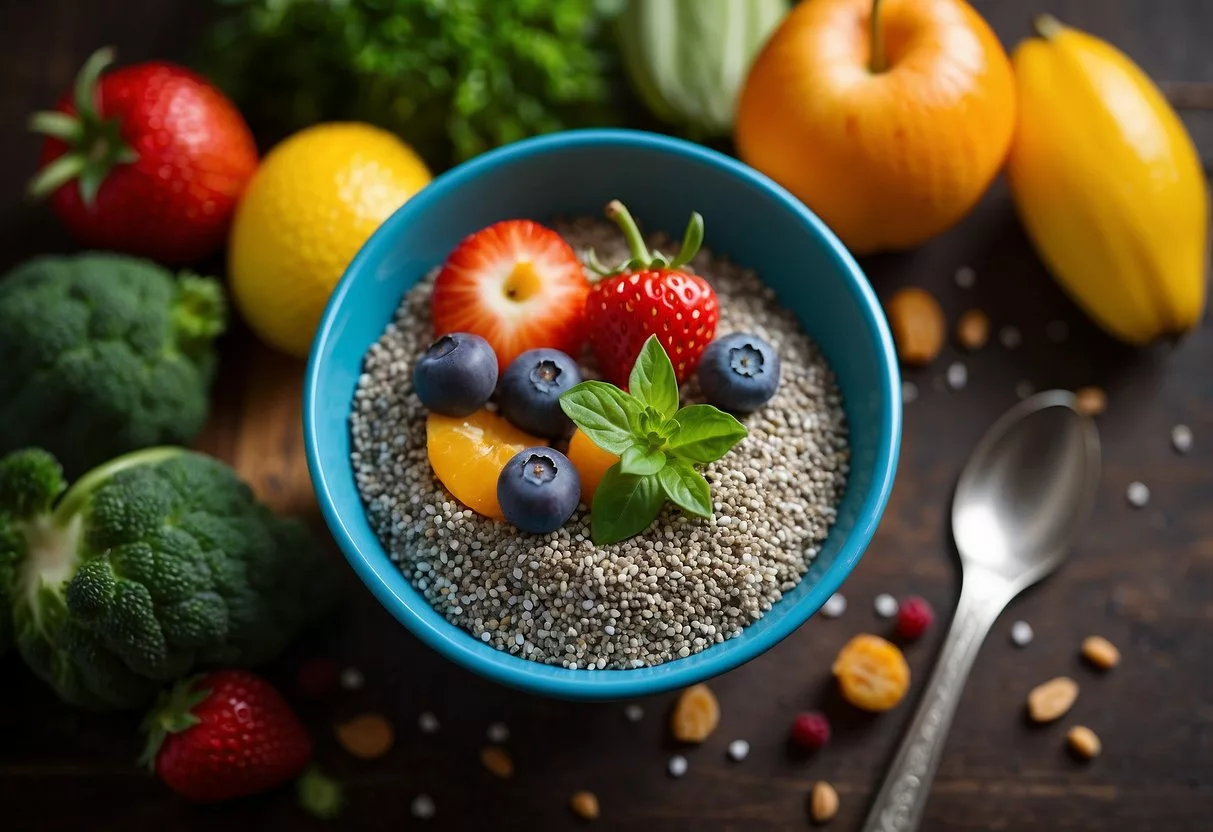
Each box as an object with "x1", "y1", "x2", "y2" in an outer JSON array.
[
  {"x1": 28, "y1": 48, "x2": 258, "y2": 266},
  {"x1": 586, "y1": 201, "x2": 719, "y2": 387},
  {"x1": 140, "y1": 670, "x2": 312, "y2": 803}
]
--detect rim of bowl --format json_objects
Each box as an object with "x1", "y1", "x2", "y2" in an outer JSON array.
[{"x1": 304, "y1": 128, "x2": 902, "y2": 699}]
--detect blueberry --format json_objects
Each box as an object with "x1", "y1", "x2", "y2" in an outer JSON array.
[
  {"x1": 497, "y1": 348, "x2": 583, "y2": 437},
  {"x1": 697, "y1": 333, "x2": 781, "y2": 413},
  {"x1": 413, "y1": 332, "x2": 498, "y2": 416},
  {"x1": 497, "y1": 448, "x2": 581, "y2": 534}
]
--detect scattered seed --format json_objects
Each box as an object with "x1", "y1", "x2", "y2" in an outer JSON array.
[
  {"x1": 954, "y1": 265, "x2": 976, "y2": 288},
  {"x1": 570, "y1": 790, "x2": 600, "y2": 820},
  {"x1": 668, "y1": 755, "x2": 688, "y2": 778},
  {"x1": 1081, "y1": 636, "x2": 1120, "y2": 670},
  {"x1": 480, "y1": 746, "x2": 514, "y2": 778},
  {"x1": 1126, "y1": 481, "x2": 1150, "y2": 508},
  {"x1": 1027, "y1": 677, "x2": 1079, "y2": 723},
  {"x1": 418, "y1": 711, "x2": 440, "y2": 734},
  {"x1": 335, "y1": 713, "x2": 395, "y2": 760},
  {"x1": 671, "y1": 683, "x2": 720, "y2": 743},
  {"x1": 623, "y1": 703, "x2": 644, "y2": 722},
  {"x1": 810, "y1": 781, "x2": 840, "y2": 824},
  {"x1": 727, "y1": 739, "x2": 751, "y2": 762},
  {"x1": 1172, "y1": 424, "x2": 1193, "y2": 454},
  {"x1": 956, "y1": 309, "x2": 991, "y2": 350},
  {"x1": 902, "y1": 380, "x2": 919, "y2": 403},
  {"x1": 410, "y1": 794, "x2": 436, "y2": 820},
  {"x1": 886, "y1": 287, "x2": 946, "y2": 366},
  {"x1": 1010, "y1": 621, "x2": 1034, "y2": 647},
  {"x1": 338, "y1": 667, "x2": 365, "y2": 691},
  {"x1": 487, "y1": 722, "x2": 510, "y2": 743},
  {"x1": 999, "y1": 326, "x2": 1022, "y2": 349},
  {"x1": 1075, "y1": 386, "x2": 1107, "y2": 416},
  {"x1": 1066, "y1": 725, "x2": 1101, "y2": 760},
  {"x1": 1046, "y1": 320, "x2": 1069, "y2": 342},
  {"x1": 873, "y1": 593, "x2": 899, "y2": 618},
  {"x1": 946, "y1": 362, "x2": 968, "y2": 390},
  {"x1": 821, "y1": 593, "x2": 847, "y2": 619},
  {"x1": 1015, "y1": 380, "x2": 1035, "y2": 400}
]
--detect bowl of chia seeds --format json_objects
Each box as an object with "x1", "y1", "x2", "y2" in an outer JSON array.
[{"x1": 304, "y1": 129, "x2": 901, "y2": 700}]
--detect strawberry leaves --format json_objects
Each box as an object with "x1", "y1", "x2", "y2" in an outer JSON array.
[{"x1": 560, "y1": 335, "x2": 747, "y2": 545}]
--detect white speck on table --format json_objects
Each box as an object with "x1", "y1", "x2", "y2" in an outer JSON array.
[
  {"x1": 487, "y1": 722, "x2": 509, "y2": 743},
  {"x1": 1127, "y1": 481, "x2": 1150, "y2": 508},
  {"x1": 727, "y1": 740, "x2": 751, "y2": 762},
  {"x1": 1010, "y1": 621, "x2": 1034, "y2": 647},
  {"x1": 418, "y1": 711, "x2": 440, "y2": 734},
  {"x1": 339, "y1": 667, "x2": 364, "y2": 691},
  {"x1": 946, "y1": 362, "x2": 967, "y2": 390},
  {"x1": 902, "y1": 381, "x2": 919, "y2": 403},
  {"x1": 821, "y1": 593, "x2": 847, "y2": 618},
  {"x1": 874, "y1": 594, "x2": 899, "y2": 618},
  {"x1": 624, "y1": 703, "x2": 644, "y2": 722},
  {"x1": 999, "y1": 326, "x2": 1022, "y2": 349},
  {"x1": 668, "y1": 755, "x2": 688, "y2": 778},
  {"x1": 1172, "y1": 424, "x2": 1193, "y2": 454},
  {"x1": 955, "y1": 265, "x2": 976, "y2": 288},
  {"x1": 411, "y1": 794, "x2": 436, "y2": 820}
]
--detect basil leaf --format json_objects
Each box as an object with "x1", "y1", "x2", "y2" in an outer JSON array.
[
  {"x1": 628, "y1": 335, "x2": 679, "y2": 418},
  {"x1": 619, "y1": 444, "x2": 667, "y2": 476},
  {"x1": 591, "y1": 464, "x2": 665, "y2": 545},
  {"x1": 667, "y1": 405, "x2": 748, "y2": 464},
  {"x1": 559, "y1": 381, "x2": 643, "y2": 455},
  {"x1": 658, "y1": 458, "x2": 713, "y2": 518}
]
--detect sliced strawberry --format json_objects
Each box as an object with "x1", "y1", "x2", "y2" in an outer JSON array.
[{"x1": 431, "y1": 220, "x2": 590, "y2": 371}]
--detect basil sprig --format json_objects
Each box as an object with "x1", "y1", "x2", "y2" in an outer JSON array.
[{"x1": 559, "y1": 336, "x2": 748, "y2": 545}]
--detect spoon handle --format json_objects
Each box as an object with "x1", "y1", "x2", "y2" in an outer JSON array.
[{"x1": 860, "y1": 569, "x2": 1014, "y2": 832}]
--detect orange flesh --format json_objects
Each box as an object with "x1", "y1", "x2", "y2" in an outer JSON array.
[
  {"x1": 832, "y1": 634, "x2": 911, "y2": 712},
  {"x1": 426, "y1": 410, "x2": 546, "y2": 519},
  {"x1": 567, "y1": 428, "x2": 619, "y2": 505}
]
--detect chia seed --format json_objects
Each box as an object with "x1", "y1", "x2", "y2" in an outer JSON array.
[{"x1": 349, "y1": 218, "x2": 850, "y2": 670}]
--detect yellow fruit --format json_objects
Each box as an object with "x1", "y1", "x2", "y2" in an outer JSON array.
[
  {"x1": 566, "y1": 428, "x2": 619, "y2": 505},
  {"x1": 229, "y1": 123, "x2": 432, "y2": 357},
  {"x1": 426, "y1": 410, "x2": 546, "y2": 519},
  {"x1": 1007, "y1": 16, "x2": 1208, "y2": 345},
  {"x1": 832, "y1": 634, "x2": 910, "y2": 712}
]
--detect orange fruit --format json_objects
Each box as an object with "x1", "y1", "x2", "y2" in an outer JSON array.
[
  {"x1": 426, "y1": 410, "x2": 545, "y2": 519},
  {"x1": 831, "y1": 634, "x2": 911, "y2": 712},
  {"x1": 566, "y1": 429, "x2": 619, "y2": 505},
  {"x1": 735, "y1": 0, "x2": 1016, "y2": 254}
]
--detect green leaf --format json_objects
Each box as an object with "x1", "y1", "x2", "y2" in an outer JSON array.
[
  {"x1": 628, "y1": 335, "x2": 679, "y2": 418},
  {"x1": 559, "y1": 381, "x2": 643, "y2": 455},
  {"x1": 667, "y1": 405, "x2": 748, "y2": 464},
  {"x1": 619, "y1": 444, "x2": 666, "y2": 476},
  {"x1": 591, "y1": 464, "x2": 665, "y2": 545},
  {"x1": 658, "y1": 458, "x2": 713, "y2": 518}
]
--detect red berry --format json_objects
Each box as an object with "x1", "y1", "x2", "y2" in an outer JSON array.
[
  {"x1": 896, "y1": 596, "x2": 935, "y2": 641},
  {"x1": 790, "y1": 711, "x2": 831, "y2": 751}
]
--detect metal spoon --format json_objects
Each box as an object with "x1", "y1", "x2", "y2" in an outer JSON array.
[{"x1": 862, "y1": 390, "x2": 1101, "y2": 832}]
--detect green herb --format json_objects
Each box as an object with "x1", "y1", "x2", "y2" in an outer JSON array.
[{"x1": 560, "y1": 336, "x2": 747, "y2": 545}]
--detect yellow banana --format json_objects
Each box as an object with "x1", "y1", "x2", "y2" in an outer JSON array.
[{"x1": 1007, "y1": 15, "x2": 1208, "y2": 345}]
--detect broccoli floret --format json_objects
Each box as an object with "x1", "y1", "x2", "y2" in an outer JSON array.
[
  {"x1": 0, "y1": 253, "x2": 226, "y2": 478},
  {"x1": 0, "y1": 447, "x2": 339, "y2": 710}
]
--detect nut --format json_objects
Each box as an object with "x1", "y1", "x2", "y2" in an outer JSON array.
[
  {"x1": 334, "y1": 713, "x2": 395, "y2": 760},
  {"x1": 810, "y1": 781, "x2": 839, "y2": 824},
  {"x1": 1027, "y1": 676, "x2": 1079, "y2": 723},
  {"x1": 1075, "y1": 386, "x2": 1107, "y2": 416},
  {"x1": 1081, "y1": 635, "x2": 1120, "y2": 670},
  {"x1": 671, "y1": 683, "x2": 720, "y2": 743},
  {"x1": 886, "y1": 288, "x2": 945, "y2": 366},
  {"x1": 480, "y1": 746, "x2": 514, "y2": 778},
  {"x1": 956, "y1": 309, "x2": 990, "y2": 350},
  {"x1": 570, "y1": 790, "x2": 600, "y2": 820},
  {"x1": 1066, "y1": 725, "x2": 1102, "y2": 760}
]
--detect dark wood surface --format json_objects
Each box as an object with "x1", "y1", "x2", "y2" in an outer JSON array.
[{"x1": 1, "y1": 1, "x2": 1211, "y2": 830}]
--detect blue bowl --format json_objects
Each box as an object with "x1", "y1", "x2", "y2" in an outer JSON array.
[{"x1": 304, "y1": 129, "x2": 901, "y2": 700}]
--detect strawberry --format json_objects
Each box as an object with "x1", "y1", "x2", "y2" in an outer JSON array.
[
  {"x1": 431, "y1": 219, "x2": 590, "y2": 370},
  {"x1": 140, "y1": 670, "x2": 312, "y2": 803},
  {"x1": 28, "y1": 47, "x2": 258, "y2": 266},
  {"x1": 585, "y1": 201, "x2": 719, "y2": 387}
]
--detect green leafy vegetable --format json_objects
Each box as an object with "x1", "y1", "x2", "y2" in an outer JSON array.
[
  {"x1": 0, "y1": 447, "x2": 339, "y2": 710},
  {"x1": 205, "y1": 0, "x2": 629, "y2": 170},
  {"x1": 561, "y1": 336, "x2": 747, "y2": 544},
  {"x1": 0, "y1": 253, "x2": 226, "y2": 478}
]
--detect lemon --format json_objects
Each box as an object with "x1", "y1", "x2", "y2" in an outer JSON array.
[{"x1": 229, "y1": 123, "x2": 432, "y2": 357}]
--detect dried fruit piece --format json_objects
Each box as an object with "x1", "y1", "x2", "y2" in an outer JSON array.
[
  {"x1": 895, "y1": 596, "x2": 935, "y2": 640},
  {"x1": 810, "y1": 781, "x2": 839, "y2": 824},
  {"x1": 335, "y1": 713, "x2": 395, "y2": 760},
  {"x1": 886, "y1": 287, "x2": 945, "y2": 366},
  {"x1": 790, "y1": 711, "x2": 831, "y2": 751},
  {"x1": 480, "y1": 746, "x2": 514, "y2": 778},
  {"x1": 1080, "y1": 636, "x2": 1120, "y2": 670},
  {"x1": 956, "y1": 309, "x2": 990, "y2": 350},
  {"x1": 671, "y1": 683, "x2": 720, "y2": 743},
  {"x1": 832, "y1": 634, "x2": 911, "y2": 712},
  {"x1": 1066, "y1": 725, "x2": 1102, "y2": 760},
  {"x1": 1075, "y1": 386, "x2": 1107, "y2": 416},
  {"x1": 570, "y1": 790, "x2": 600, "y2": 820},
  {"x1": 1027, "y1": 676, "x2": 1079, "y2": 723}
]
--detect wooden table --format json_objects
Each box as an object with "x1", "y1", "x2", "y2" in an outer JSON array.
[{"x1": 2, "y1": 1, "x2": 1210, "y2": 829}]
